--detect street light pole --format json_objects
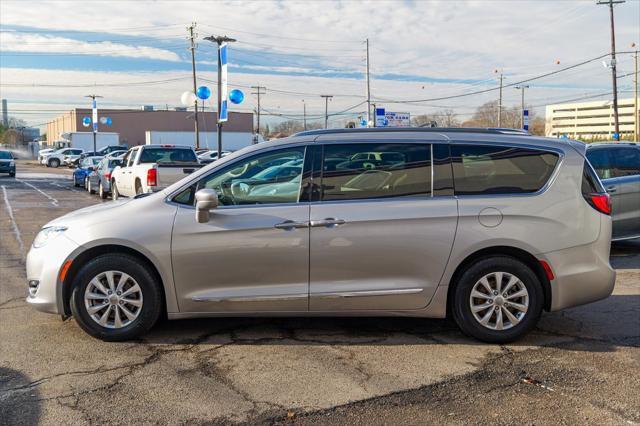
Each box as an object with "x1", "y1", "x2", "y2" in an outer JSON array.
[
  {"x1": 84, "y1": 94, "x2": 102, "y2": 153},
  {"x1": 204, "y1": 35, "x2": 236, "y2": 155},
  {"x1": 514, "y1": 85, "x2": 529, "y2": 129}
]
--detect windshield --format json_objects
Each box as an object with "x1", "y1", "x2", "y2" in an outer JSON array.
[
  {"x1": 0, "y1": 151, "x2": 13, "y2": 159},
  {"x1": 139, "y1": 148, "x2": 198, "y2": 164}
]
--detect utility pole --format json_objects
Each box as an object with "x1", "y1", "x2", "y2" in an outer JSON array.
[
  {"x1": 84, "y1": 94, "x2": 102, "y2": 153},
  {"x1": 204, "y1": 35, "x2": 236, "y2": 155},
  {"x1": 633, "y1": 42, "x2": 638, "y2": 141},
  {"x1": 251, "y1": 85, "x2": 266, "y2": 137},
  {"x1": 495, "y1": 69, "x2": 504, "y2": 127},
  {"x1": 365, "y1": 38, "x2": 371, "y2": 127},
  {"x1": 598, "y1": 0, "x2": 625, "y2": 141},
  {"x1": 514, "y1": 85, "x2": 529, "y2": 129},
  {"x1": 187, "y1": 23, "x2": 200, "y2": 150},
  {"x1": 302, "y1": 99, "x2": 307, "y2": 131},
  {"x1": 321, "y1": 95, "x2": 333, "y2": 129}
]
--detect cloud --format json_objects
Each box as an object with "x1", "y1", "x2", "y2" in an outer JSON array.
[{"x1": 0, "y1": 33, "x2": 182, "y2": 62}]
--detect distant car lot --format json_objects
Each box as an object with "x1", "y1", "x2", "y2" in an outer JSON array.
[{"x1": 1, "y1": 157, "x2": 638, "y2": 424}]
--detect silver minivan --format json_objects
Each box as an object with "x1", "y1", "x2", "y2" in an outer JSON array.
[{"x1": 26, "y1": 128, "x2": 616, "y2": 343}]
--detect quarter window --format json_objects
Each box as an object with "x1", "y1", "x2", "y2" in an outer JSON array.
[
  {"x1": 320, "y1": 143, "x2": 431, "y2": 201},
  {"x1": 451, "y1": 145, "x2": 559, "y2": 195}
]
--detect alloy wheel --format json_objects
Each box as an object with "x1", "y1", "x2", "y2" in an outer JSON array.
[
  {"x1": 83, "y1": 271, "x2": 143, "y2": 329},
  {"x1": 469, "y1": 271, "x2": 529, "y2": 331}
]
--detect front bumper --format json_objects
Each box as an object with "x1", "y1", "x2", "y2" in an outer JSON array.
[
  {"x1": 26, "y1": 234, "x2": 81, "y2": 314},
  {"x1": 0, "y1": 165, "x2": 15, "y2": 174}
]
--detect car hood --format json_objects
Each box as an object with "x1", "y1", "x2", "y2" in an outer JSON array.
[
  {"x1": 44, "y1": 199, "x2": 136, "y2": 239},
  {"x1": 0, "y1": 159, "x2": 12, "y2": 163}
]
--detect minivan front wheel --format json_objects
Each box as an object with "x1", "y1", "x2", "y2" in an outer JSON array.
[
  {"x1": 452, "y1": 256, "x2": 543, "y2": 343},
  {"x1": 70, "y1": 254, "x2": 162, "y2": 341}
]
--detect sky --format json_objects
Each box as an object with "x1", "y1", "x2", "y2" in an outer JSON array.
[{"x1": 0, "y1": 0, "x2": 639, "y2": 131}]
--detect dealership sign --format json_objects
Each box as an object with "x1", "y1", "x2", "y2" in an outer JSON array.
[{"x1": 375, "y1": 108, "x2": 411, "y2": 127}]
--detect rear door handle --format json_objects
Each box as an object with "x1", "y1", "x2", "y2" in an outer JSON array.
[
  {"x1": 310, "y1": 218, "x2": 346, "y2": 228},
  {"x1": 606, "y1": 186, "x2": 617, "y2": 193},
  {"x1": 274, "y1": 220, "x2": 309, "y2": 230}
]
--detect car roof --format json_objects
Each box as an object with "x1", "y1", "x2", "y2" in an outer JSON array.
[
  {"x1": 257, "y1": 127, "x2": 582, "y2": 152},
  {"x1": 586, "y1": 142, "x2": 638, "y2": 148}
]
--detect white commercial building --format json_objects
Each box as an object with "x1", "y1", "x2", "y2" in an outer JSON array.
[{"x1": 545, "y1": 98, "x2": 638, "y2": 140}]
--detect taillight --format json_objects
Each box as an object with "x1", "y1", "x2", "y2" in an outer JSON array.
[
  {"x1": 587, "y1": 193, "x2": 611, "y2": 215},
  {"x1": 147, "y1": 168, "x2": 157, "y2": 187},
  {"x1": 104, "y1": 173, "x2": 111, "y2": 179}
]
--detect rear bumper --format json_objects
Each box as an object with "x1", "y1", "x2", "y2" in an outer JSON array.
[{"x1": 542, "y1": 217, "x2": 615, "y2": 311}]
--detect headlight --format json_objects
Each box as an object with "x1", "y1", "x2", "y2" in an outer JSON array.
[
  {"x1": 33, "y1": 226, "x2": 68, "y2": 248},
  {"x1": 9, "y1": 161, "x2": 15, "y2": 167}
]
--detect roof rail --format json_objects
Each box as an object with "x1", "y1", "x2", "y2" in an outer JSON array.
[{"x1": 293, "y1": 127, "x2": 532, "y2": 137}]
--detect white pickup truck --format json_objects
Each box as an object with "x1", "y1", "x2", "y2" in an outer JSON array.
[{"x1": 110, "y1": 145, "x2": 201, "y2": 199}]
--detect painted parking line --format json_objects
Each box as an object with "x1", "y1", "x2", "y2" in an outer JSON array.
[
  {"x1": 16, "y1": 179, "x2": 59, "y2": 206},
  {"x1": 1, "y1": 185, "x2": 25, "y2": 257}
]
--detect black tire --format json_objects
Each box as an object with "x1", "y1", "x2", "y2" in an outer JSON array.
[
  {"x1": 88, "y1": 179, "x2": 95, "y2": 194},
  {"x1": 9, "y1": 172, "x2": 15, "y2": 178},
  {"x1": 111, "y1": 181, "x2": 119, "y2": 201},
  {"x1": 73, "y1": 175, "x2": 78, "y2": 187},
  {"x1": 451, "y1": 256, "x2": 543, "y2": 343},
  {"x1": 69, "y1": 254, "x2": 162, "y2": 341},
  {"x1": 49, "y1": 158, "x2": 60, "y2": 168},
  {"x1": 135, "y1": 180, "x2": 143, "y2": 195},
  {"x1": 99, "y1": 181, "x2": 107, "y2": 199}
]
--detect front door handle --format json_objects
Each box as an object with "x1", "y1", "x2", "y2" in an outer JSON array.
[
  {"x1": 606, "y1": 186, "x2": 617, "y2": 193},
  {"x1": 310, "y1": 218, "x2": 346, "y2": 228},
  {"x1": 274, "y1": 220, "x2": 309, "y2": 230}
]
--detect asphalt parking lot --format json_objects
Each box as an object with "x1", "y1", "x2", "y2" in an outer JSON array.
[{"x1": 1, "y1": 161, "x2": 638, "y2": 425}]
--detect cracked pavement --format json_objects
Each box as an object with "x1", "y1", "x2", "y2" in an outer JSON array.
[{"x1": 1, "y1": 162, "x2": 638, "y2": 425}]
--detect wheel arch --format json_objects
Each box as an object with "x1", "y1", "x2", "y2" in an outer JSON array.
[
  {"x1": 60, "y1": 244, "x2": 167, "y2": 318},
  {"x1": 445, "y1": 245, "x2": 552, "y2": 318}
]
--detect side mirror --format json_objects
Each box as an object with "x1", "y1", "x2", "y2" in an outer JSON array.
[
  {"x1": 88, "y1": 166, "x2": 95, "y2": 171},
  {"x1": 195, "y1": 188, "x2": 218, "y2": 223}
]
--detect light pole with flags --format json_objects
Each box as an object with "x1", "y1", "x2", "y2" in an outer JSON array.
[
  {"x1": 84, "y1": 94, "x2": 103, "y2": 153},
  {"x1": 204, "y1": 35, "x2": 236, "y2": 156}
]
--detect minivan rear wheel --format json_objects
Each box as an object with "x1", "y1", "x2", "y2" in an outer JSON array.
[
  {"x1": 452, "y1": 256, "x2": 543, "y2": 343},
  {"x1": 70, "y1": 254, "x2": 162, "y2": 341}
]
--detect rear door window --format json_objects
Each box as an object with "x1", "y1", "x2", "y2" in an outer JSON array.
[
  {"x1": 320, "y1": 143, "x2": 431, "y2": 201},
  {"x1": 586, "y1": 148, "x2": 614, "y2": 179},
  {"x1": 610, "y1": 147, "x2": 640, "y2": 177},
  {"x1": 451, "y1": 144, "x2": 559, "y2": 195}
]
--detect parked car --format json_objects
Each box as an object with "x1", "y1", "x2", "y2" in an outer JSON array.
[
  {"x1": 197, "y1": 150, "x2": 232, "y2": 164},
  {"x1": 110, "y1": 145, "x2": 201, "y2": 199},
  {"x1": 105, "y1": 150, "x2": 127, "y2": 160},
  {"x1": 585, "y1": 142, "x2": 640, "y2": 241},
  {"x1": 0, "y1": 150, "x2": 16, "y2": 177},
  {"x1": 72, "y1": 156, "x2": 102, "y2": 188},
  {"x1": 68, "y1": 146, "x2": 127, "y2": 167},
  {"x1": 25, "y1": 128, "x2": 615, "y2": 342},
  {"x1": 42, "y1": 148, "x2": 83, "y2": 168},
  {"x1": 87, "y1": 156, "x2": 124, "y2": 199},
  {"x1": 37, "y1": 148, "x2": 55, "y2": 163}
]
